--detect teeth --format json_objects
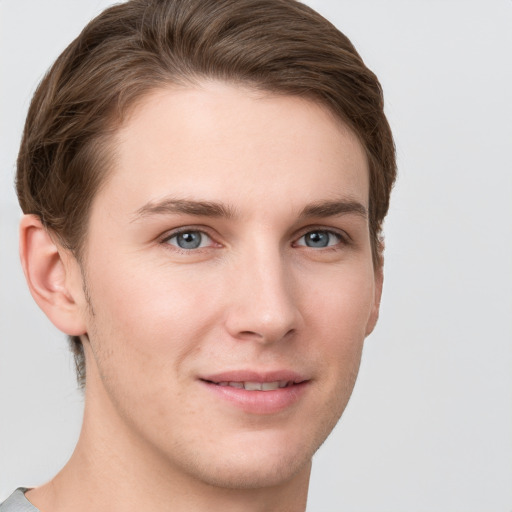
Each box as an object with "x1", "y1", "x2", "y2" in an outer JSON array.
[
  {"x1": 244, "y1": 381, "x2": 263, "y2": 391},
  {"x1": 216, "y1": 381, "x2": 292, "y2": 391}
]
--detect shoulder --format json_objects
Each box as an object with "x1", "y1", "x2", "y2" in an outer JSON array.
[{"x1": 0, "y1": 489, "x2": 39, "y2": 512}]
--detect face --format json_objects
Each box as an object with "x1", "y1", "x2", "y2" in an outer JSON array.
[{"x1": 75, "y1": 82, "x2": 381, "y2": 490}]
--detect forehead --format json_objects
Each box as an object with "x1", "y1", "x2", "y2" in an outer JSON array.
[{"x1": 95, "y1": 81, "x2": 369, "y2": 220}]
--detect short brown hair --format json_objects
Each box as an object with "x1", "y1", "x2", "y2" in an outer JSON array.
[{"x1": 16, "y1": 0, "x2": 396, "y2": 387}]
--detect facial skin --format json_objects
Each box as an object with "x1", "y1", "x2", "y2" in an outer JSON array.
[{"x1": 21, "y1": 81, "x2": 382, "y2": 512}]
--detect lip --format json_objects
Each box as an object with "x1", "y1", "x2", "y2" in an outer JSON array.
[{"x1": 199, "y1": 370, "x2": 310, "y2": 415}]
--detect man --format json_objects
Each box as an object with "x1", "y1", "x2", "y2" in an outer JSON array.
[{"x1": 1, "y1": 0, "x2": 395, "y2": 510}]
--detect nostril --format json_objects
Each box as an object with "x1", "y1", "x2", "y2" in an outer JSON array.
[
  {"x1": 239, "y1": 330, "x2": 263, "y2": 337},
  {"x1": 236, "y1": 328, "x2": 295, "y2": 343}
]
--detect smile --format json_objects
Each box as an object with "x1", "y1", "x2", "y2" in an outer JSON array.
[
  {"x1": 212, "y1": 380, "x2": 294, "y2": 391},
  {"x1": 200, "y1": 372, "x2": 310, "y2": 414}
]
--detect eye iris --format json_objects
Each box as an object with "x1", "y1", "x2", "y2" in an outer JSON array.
[
  {"x1": 305, "y1": 231, "x2": 329, "y2": 248},
  {"x1": 176, "y1": 232, "x2": 202, "y2": 249}
]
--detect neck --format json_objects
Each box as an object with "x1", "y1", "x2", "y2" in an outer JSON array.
[{"x1": 26, "y1": 375, "x2": 311, "y2": 512}]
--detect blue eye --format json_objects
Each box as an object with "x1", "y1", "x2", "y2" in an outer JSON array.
[
  {"x1": 297, "y1": 230, "x2": 342, "y2": 248},
  {"x1": 165, "y1": 230, "x2": 212, "y2": 250}
]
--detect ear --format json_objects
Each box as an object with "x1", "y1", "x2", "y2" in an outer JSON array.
[
  {"x1": 19, "y1": 214, "x2": 87, "y2": 336},
  {"x1": 365, "y1": 263, "x2": 384, "y2": 337}
]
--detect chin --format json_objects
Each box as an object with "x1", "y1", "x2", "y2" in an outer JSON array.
[
  {"x1": 188, "y1": 445, "x2": 313, "y2": 490},
  {"x1": 169, "y1": 423, "x2": 331, "y2": 491}
]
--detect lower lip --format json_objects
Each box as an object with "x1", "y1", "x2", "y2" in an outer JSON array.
[{"x1": 201, "y1": 381, "x2": 309, "y2": 415}]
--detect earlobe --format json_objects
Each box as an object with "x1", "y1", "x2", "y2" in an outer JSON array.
[{"x1": 19, "y1": 214, "x2": 87, "y2": 336}]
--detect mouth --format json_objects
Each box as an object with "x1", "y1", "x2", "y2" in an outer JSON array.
[
  {"x1": 202, "y1": 379, "x2": 301, "y2": 391},
  {"x1": 199, "y1": 372, "x2": 310, "y2": 414}
]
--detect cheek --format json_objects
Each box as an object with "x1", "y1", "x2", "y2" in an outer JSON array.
[
  {"x1": 84, "y1": 259, "x2": 223, "y2": 377},
  {"x1": 306, "y1": 262, "x2": 376, "y2": 337},
  {"x1": 303, "y1": 264, "x2": 375, "y2": 397},
  {"x1": 95, "y1": 257, "x2": 210, "y2": 323},
  {"x1": 82, "y1": 261, "x2": 223, "y2": 428}
]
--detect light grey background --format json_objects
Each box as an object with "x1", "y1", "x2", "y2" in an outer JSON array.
[{"x1": 1, "y1": 1, "x2": 511, "y2": 510}]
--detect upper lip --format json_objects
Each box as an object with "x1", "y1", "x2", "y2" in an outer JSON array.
[{"x1": 200, "y1": 370, "x2": 308, "y2": 384}]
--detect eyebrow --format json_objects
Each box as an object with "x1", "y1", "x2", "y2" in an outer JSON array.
[
  {"x1": 132, "y1": 198, "x2": 237, "y2": 221},
  {"x1": 299, "y1": 199, "x2": 368, "y2": 220},
  {"x1": 132, "y1": 197, "x2": 367, "y2": 222}
]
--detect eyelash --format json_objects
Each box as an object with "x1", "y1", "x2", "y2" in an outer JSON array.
[
  {"x1": 161, "y1": 227, "x2": 218, "y2": 253},
  {"x1": 160, "y1": 226, "x2": 350, "y2": 253},
  {"x1": 294, "y1": 229, "x2": 348, "y2": 250}
]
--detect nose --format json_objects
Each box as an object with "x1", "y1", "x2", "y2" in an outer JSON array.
[{"x1": 224, "y1": 246, "x2": 302, "y2": 344}]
